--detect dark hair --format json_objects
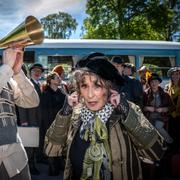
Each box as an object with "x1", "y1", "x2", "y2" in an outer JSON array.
[
  {"x1": 42, "y1": 72, "x2": 59, "y2": 92},
  {"x1": 46, "y1": 72, "x2": 59, "y2": 84},
  {"x1": 111, "y1": 56, "x2": 124, "y2": 64}
]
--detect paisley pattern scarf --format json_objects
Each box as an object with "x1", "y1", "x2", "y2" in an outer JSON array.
[{"x1": 79, "y1": 103, "x2": 114, "y2": 180}]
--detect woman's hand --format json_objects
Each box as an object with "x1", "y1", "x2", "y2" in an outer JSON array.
[
  {"x1": 109, "y1": 89, "x2": 120, "y2": 107},
  {"x1": 67, "y1": 91, "x2": 79, "y2": 107},
  {"x1": 3, "y1": 48, "x2": 17, "y2": 68}
]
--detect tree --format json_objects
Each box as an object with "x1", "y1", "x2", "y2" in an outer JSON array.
[
  {"x1": 41, "y1": 12, "x2": 78, "y2": 39},
  {"x1": 144, "y1": 0, "x2": 180, "y2": 41},
  {"x1": 82, "y1": 0, "x2": 179, "y2": 41},
  {"x1": 82, "y1": 0, "x2": 138, "y2": 39}
]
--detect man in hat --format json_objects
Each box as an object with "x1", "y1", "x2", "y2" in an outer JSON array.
[
  {"x1": 111, "y1": 56, "x2": 124, "y2": 76},
  {"x1": 111, "y1": 56, "x2": 143, "y2": 108},
  {"x1": 143, "y1": 73, "x2": 173, "y2": 143},
  {"x1": 29, "y1": 63, "x2": 45, "y2": 91},
  {"x1": 123, "y1": 63, "x2": 136, "y2": 77},
  {"x1": 0, "y1": 48, "x2": 39, "y2": 179}
]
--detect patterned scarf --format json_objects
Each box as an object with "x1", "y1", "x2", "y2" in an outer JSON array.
[{"x1": 80, "y1": 103, "x2": 114, "y2": 180}]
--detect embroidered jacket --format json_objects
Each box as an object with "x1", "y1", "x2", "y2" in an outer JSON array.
[{"x1": 45, "y1": 102, "x2": 166, "y2": 180}]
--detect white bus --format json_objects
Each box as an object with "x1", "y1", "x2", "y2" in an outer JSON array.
[{"x1": 1, "y1": 39, "x2": 180, "y2": 80}]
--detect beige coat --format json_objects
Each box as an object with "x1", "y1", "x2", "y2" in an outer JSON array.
[{"x1": 0, "y1": 64, "x2": 39, "y2": 177}]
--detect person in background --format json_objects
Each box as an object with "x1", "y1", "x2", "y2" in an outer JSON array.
[
  {"x1": 29, "y1": 63, "x2": 45, "y2": 95},
  {"x1": 110, "y1": 56, "x2": 124, "y2": 76},
  {"x1": 123, "y1": 63, "x2": 136, "y2": 77},
  {"x1": 52, "y1": 65, "x2": 69, "y2": 94},
  {"x1": 165, "y1": 67, "x2": 180, "y2": 151},
  {"x1": 17, "y1": 63, "x2": 45, "y2": 175},
  {"x1": 143, "y1": 72, "x2": 174, "y2": 179},
  {"x1": 44, "y1": 56, "x2": 165, "y2": 180},
  {"x1": 111, "y1": 56, "x2": 143, "y2": 108},
  {"x1": 16, "y1": 63, "x2": 29, "y2": 126},
  {"x1": 143, "y1": 73, "x2": 173, "y2": 143},
  {"x1": 41, "y1": 72, "x2": 66, "y2": 176},
  {"x1": 138, "y1": 65, "x2": 150, "y2": 91},
  {"x1": 0, "y1": 47, "x2": 39, "y2": 180}
]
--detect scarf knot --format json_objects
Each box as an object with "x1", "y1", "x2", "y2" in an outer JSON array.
[{"x1": 80, "y1": 103, "x2": 114, "y2": 180}]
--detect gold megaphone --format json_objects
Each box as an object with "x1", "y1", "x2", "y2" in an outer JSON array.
[{"x1": 0, "y1": 15, "x2": 44, "y2": 48}]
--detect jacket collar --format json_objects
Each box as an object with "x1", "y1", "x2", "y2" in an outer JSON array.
[{"x1": 72, "y1": 105, "x2": 120, "y2": 130}]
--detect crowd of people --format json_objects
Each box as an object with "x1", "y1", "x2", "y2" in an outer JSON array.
[{"x1": 0, "y1": 49, "x2": 180, "y2": 180}]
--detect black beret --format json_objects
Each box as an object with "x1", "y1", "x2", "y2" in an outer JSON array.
[
  {"x1": 77, "y1": 56, "x2": 124, "y2": 87},
  {"x1": 76, "y1": 52, "x2": 105, "y2": 68}
]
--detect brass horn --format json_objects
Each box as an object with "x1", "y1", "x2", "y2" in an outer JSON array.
[{"x1": 0, "y1": 15, "x2": 44, "y2": 48}]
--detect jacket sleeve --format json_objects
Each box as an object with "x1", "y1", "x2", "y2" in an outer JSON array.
[
  {"x1": 44, "y1": 112, "x2": 71, "y2": 157},
  {"x1": 0, "y1": 64, "x2": 39, "y2": 108},
  {"x1": 12, "y1": 70, "x2": 40, "y2": 108},
  {"x1": 0, "y1": 64, "x2": 14, "y2": 93},
  {"x1": 121, "y1": 102, "x2": 166, "y2": 161}
]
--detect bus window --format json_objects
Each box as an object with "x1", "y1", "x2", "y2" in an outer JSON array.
[
  {"x1": 24, "y1": 51, "x2": 35, "y2": 64},
  {"x1": 43, "y1": 55, "x2": 73, "y2": 80},
  {"x1": 141, "y1": 56, "x2": 176, "y2": 78}
]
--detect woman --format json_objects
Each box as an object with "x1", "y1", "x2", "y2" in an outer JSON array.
[
  {"x1": 41, "y1": 72, "x2": 66, "y2": 137},
  {"x1": 165, "y1": 67, "x2": 180, "y2": 151},
  {"x1": 41, "y1": 72, "x2": 66, "y2": 175},
  {"x1": 44, "y1": 56, "x2": 165, "y2": 180},
  {"x1": 143, "y1": 73, "x2": 173, "y2": 143},
  {"x1": 137, "y1": 65, "x2": 150, "y2": 92},
  {"x1": 52, "y1": 64, "x2": 69, "y2": 94}
]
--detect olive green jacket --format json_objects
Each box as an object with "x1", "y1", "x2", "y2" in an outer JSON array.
[{"x1": 45, "y1": 102, "x2": 165, "y2": 180}]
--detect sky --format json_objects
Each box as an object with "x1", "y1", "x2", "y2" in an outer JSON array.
[{"x1": 0, "y1": 0, "x2": 87, "y2": 39}]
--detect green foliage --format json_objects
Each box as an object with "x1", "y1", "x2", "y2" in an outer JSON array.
[
  {"x1": 124, "y1": 16, "x2": 165, "y2": 40},
  {"x1": 82, "y1": 0, "x2": 179, "y2": 41},
  {"x1": 41, "y1": 12, "x2": 78, "y2": 39}
]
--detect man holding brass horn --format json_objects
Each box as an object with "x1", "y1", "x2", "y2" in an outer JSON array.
[{"x1": 0, "y1": 16, "x2": 44, "y2": 179}]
